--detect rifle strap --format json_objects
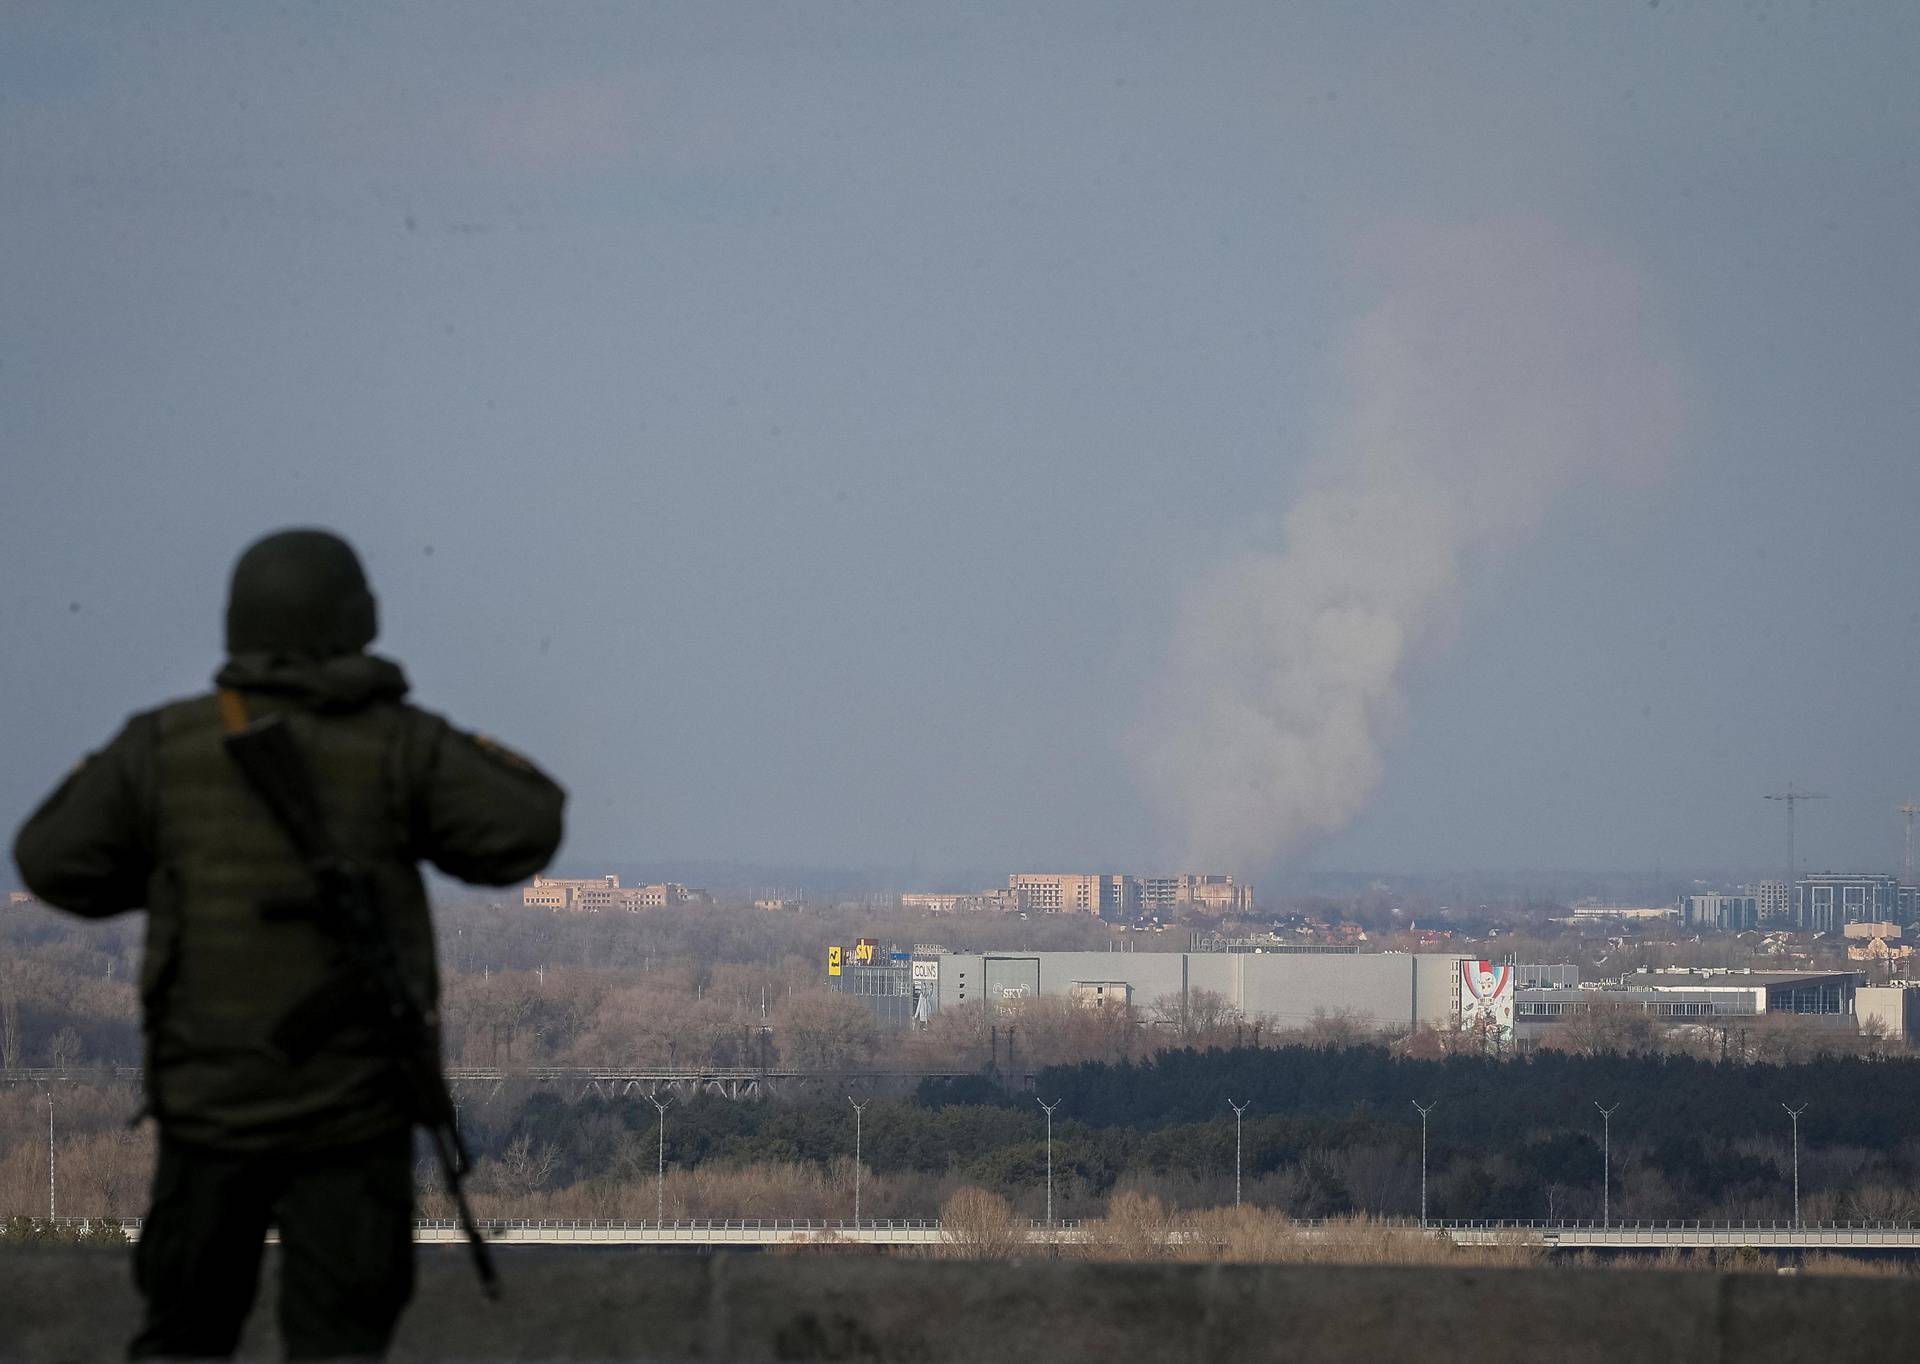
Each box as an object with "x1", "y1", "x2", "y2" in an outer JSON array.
[{"x1": 217, "y1": 687, "x2": 249, "y2": 735}]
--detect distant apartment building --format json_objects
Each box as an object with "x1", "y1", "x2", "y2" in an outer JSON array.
[
  {"x1": 523, "y1": 874, "x2": 709, "y2": 912},
  {"x1": 1794, "y1": 873, "x2": 1899, "y2": 933},
  {"x1": 1753, "y1": 880, "x2": 1789, "y2": 924},
  {"x1": 1140, "y1": 875, "x2": 1253, "y2": 915},
  {"x1": 1003, "y1": 873, "x2": 1252, "y2": 918},
  {"x1": 1681, "y1": 893, "x2": 1759, "y2": 932},
  {"x1": 1008, "y1": 874, "x2": 1111, "y2": 915}
]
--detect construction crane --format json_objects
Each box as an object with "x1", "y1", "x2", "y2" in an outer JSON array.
[
  {"x1": 1764, "y1": 784, "x2": 1827, "y2": 907},
  {"x1": 1900, "y1": 800, "x2": 1920, "y2": 886}
]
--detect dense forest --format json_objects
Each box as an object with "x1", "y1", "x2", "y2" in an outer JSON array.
[{"x1": 416, "y1": 1044, "x2": 1920, "y2": 1225}]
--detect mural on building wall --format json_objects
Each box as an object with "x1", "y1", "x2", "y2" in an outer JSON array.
[{"x1": 1459, "y1": 959, "x2": 1515, "y2": 1046}]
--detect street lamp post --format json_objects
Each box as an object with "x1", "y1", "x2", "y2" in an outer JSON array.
[
  {"x1": 648, "y1": 1094, "x2": 671, "y2": 1226},
  {"x1": 1595, "y1": 1103, "x2": 1620, "y2": 1229},
  {"x1": 1412, "y1": 1101, "x2": 1435, "y2": 1226},
  {"x1": 1228, "y1": 1101, "x2": 1249, "y2": 1208},
  {"x1": 848, "y1": 1097, "x2": 870, "y2": 1228},
  {"x1": 1784, "y1": 1103, "x2": 1807, "y2": 1228},
  {"x1": 1036, "y1": 1098, "x2": 1062, "y2": 1228}
]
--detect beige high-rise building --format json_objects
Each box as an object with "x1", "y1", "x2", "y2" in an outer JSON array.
[{"x1": 1008, "y1": 873, "x2": 1103, "y2": 914}]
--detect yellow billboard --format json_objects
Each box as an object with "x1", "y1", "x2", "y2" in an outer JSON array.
[{"x1": 827, "y1": 945, "x2": 843, "y2": 977}]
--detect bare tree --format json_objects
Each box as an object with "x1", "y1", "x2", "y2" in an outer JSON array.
[
  {"x1": 939, "y1": 1187, "x2": 1029, "y2": 1257},
  {"x1": 495, "y1": 1133, "x2": 559, "y2": 1202},
  {"x1": 48, "y1": 1026, "x2": 83, "y2": 1070},
  {"x1": 1, "y1": 973, "x2": 19, "y2": 1071}
]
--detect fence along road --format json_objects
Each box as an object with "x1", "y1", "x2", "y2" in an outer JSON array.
[
  {"x1": 32, "y1": 1215, "x2": 1920, "y2": 1251},
  {"x1": 426, "y1": 1218, "x2": 1920, "y2": 1251}
]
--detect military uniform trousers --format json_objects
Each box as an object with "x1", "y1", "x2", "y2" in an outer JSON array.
[{"x1": 130, "y1": 1128, "x2": 415, "y2": 1360}]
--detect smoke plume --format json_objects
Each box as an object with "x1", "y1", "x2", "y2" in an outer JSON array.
[{"x1": 1140, "y1": 223, "x2": 1680, "y2": 872}]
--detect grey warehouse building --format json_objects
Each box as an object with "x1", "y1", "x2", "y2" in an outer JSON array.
[
  {"x1": 829, "y1": 953, "x2": 1866, "y2": 1049},
  {"x1": 835, "y1": 950, "x2": 1511, "y2": 1033}
]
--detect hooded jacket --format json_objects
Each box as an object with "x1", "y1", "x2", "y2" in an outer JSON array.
[{"x1": 13, "y1": 556, "x2": 564, "y2": 1152}]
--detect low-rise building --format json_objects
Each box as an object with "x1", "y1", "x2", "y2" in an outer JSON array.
[
  {"x1": 523, "y1": 874, "x2": 709, "y2": 911},
  {"x1": 1555, "y1": 904, "x2": 1678, "y2": 927},
  {"x1": 1857, "y1": 983, "x2": 1920, "y2": 1043},
  {"x1": 522, "y1": 875, "x2": 617, "y2": 909},
  {"x1": 1847, "y1": 934, "x2": 1913, "y2": 965},
  {"x1": 901, "y1": 892, "x2": 1013, "y2": 914},
  {"x1": 1516, "y1": 969, "x2": 1866, "y2": 1042}
]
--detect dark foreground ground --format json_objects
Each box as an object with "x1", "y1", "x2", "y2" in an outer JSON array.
[{"x1": 1, "y1": 1246, "x2": 1909, "y2": 1363}]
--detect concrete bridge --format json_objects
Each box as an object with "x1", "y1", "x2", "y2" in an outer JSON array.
[
  {"x1": 0, "y1": 1065, "x2": 973, "y2": 1102},
  {"x1": 56, "y1": 1213, "x2": 1920, "y2": 1253},
  {"x1": 442, "y1": 1066, "x2": 974, "y2": 1101},
  {"x1": 429, "y1": 1215, "x2": 1920, "y2": 1252}
]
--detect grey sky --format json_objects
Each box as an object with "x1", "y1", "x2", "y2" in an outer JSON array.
[{"x1": 4, "y1": 3, "x2": 1918, "y2": 886}]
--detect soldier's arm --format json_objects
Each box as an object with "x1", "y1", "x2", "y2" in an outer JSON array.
[
  {"x1": 11, "y1": 717, "x2": 155, "y2": 917},
  {"x1": 406, "y1": 713, "x2": 565, "y2": 886}
]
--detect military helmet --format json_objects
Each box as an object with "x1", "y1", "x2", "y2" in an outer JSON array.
[{"x1": 225, "y1": 529, "x2": 379, "y2": 657}]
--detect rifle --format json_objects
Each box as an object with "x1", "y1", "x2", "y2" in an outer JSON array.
[{"x1": 220, "y1": 701, "x2": 500, "y2": 1301}]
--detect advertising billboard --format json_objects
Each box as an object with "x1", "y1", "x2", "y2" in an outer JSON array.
[{"x1": 1459, "y1": 959, "x2": 1515, "y2": 1046}]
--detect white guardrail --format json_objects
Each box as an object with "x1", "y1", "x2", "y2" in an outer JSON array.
[{"x1": 33, "y1": 1216, "x2": 1920, "y2": 1250}]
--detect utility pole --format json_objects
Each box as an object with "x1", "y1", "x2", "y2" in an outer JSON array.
[
  {"x1": 1765, "y1": 785, "x2": 1827, "y2": 918},
  {"x1": 1595, "y1": 1102, "x2": 1619, "y2": 1229},
  {"x1": 1784, "y1": 1103, "x2": 1807, "y2": 1228},
  {"x1": 1036, "y1": 1098, "x2": 1062, "y2": 1229},
  {"x1": 47, "y1": 1088, "x2": 56, "y2": 1220},
  {"x1": 648, "y1": 1094, "x2": 671, "y2": 1226},
  {"x1": 1412, "y1": 1101, "x2": 1435, "y2": 1226},
  {"x1": 1900, "y1": 802, "x2": 1920, "y2": 886},
  {"x1": 848, "y1": 1097, "x2": 869, "y2": 1228},
  {"x1": 1228, "y1": 1101, "x2": 1249, "y2": 1208}
]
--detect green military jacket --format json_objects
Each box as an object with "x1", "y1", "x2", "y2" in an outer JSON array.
[{"x1": 12, "y1": 651, "x2": 564, "y2": 1153}]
